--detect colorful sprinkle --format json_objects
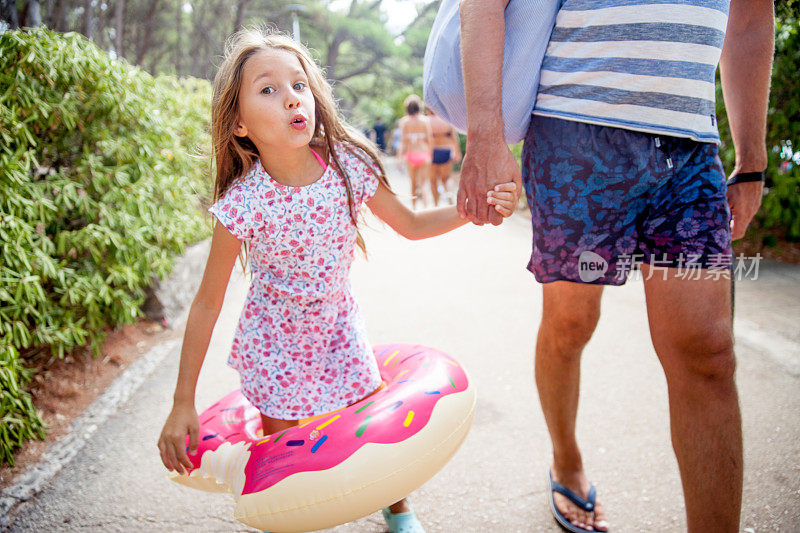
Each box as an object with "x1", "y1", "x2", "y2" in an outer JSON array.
[
  {"x1": 355, "y1": 401, "x2": 374, "y2": 414},
  {"x1": 443, "y1": 358, "x2": 458, "y2": 367},
  {"x1": 449, "y1": 376, "x2": 457, "y2": 389},
  {"x1": 399, "y1": 352, "x2": 423, "y2": 365},
  {"x1": 356, "y1": 416, "x2": 373, "y2": 437},
  {"x1": 200, "y1": 416, "x2": 214, "y2": 425},
  {"x1": 225, "y1": 432, "x2": 240, "y2": 439},
  {"x1": 221, "y1": 420, "x2": 237, "y2": 424},
  {"x1": 286, "y1": 440, "x2": 304, "y2": 447},
  {"x1": 202, "y1": 433, "x2": 218, "y2": 441},
  {"x1": 273, "y1": 430, "x2": 289, "y2": 443},
  {"x1": 395, "y1": 369, "x2": 410, "y2": 380},
  {"x1": 388, "y1": 400, "x2": 403, "y2": 412},
  {"x1": 221, "y1": 407, "x2": 238, "y2": 412},
  {"x1": 398, "y1": 379, "x2": 412, "y2": 384},
  {"x1": 316, "y1": 415, "x2": 340, "y2": 430},
  {"x1": 383, "y1": 350, "x2": 400, "y2": 367},
  {"x1": 425, "y1": 391, "x2": 441, "y2": 395},
  {"x1": 310, "y1": 435, "x2": 328, "y2": 453},
  {"x1": 256, "y1": 437, "x2": 271, "y2": 446},
  {"x1": 404, "y1": 411, "x2": 414, "y2": 427}
]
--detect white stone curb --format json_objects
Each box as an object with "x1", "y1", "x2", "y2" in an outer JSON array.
[
  {"x1": 0, "y1": 239, "x2": 209, "y2": 530},
  {"x1": 0, "y1": 339, "x2": 180, "y2": 528}
]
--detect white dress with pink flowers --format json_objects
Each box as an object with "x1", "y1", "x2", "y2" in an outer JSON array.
[{"x1": 208, "y1": 145, "x2": 383, "y2": 419}]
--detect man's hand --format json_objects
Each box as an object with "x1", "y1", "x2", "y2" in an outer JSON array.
[
  {"x1": 727, "y1": 180, "x2": 763, "y2": 240},
  {"x1": 457, "y1": 137, "x2": 521, "y2": 225},
  {"x1": 719, "y1": 0, "x2": 773, "y2": 241}
]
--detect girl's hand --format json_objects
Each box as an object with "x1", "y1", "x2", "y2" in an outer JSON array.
[
  {"x1": 486, "y1": 182, "x2": 518, "y2": 218},
  {"x1": 157, "y1": 402, "x2": 199, "y2": 475}
]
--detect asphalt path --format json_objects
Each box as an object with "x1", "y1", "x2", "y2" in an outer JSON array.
[{"x1": 8, "y1": 159, "x2": 799, "y2": 532}]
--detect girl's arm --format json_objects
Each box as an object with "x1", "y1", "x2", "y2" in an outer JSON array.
[
  {"x1": 157, "y1": 222, "x2": 242, "y2": 474},
  {"x1": 366, "y1": 182, "x2": 516, "y2": 240}
]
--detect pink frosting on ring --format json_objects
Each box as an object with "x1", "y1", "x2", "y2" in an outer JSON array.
[{"x1": 185, "y1": 343, "x2": 469, "y2": 495}]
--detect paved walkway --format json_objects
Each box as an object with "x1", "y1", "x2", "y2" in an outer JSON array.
[{"x1": 7, "y1": 158, "x2": 799, "y2": 531}]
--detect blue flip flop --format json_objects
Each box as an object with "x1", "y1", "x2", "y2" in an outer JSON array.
[
  {"x1": 382, "y1": 505, "x2": 426, "y2": 533},
  {"x1": 548, "y1": 469, "x2": 606, "y2": 532}
]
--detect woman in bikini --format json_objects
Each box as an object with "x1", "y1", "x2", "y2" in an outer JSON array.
[
  {"x1": 398, "y1": 94, "x2": 433, "y2": 209},
  {"x1": 428, "y1": 110, "x2": 461, "y2": 206}
]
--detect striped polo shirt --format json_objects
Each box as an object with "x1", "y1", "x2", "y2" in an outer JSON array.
[{"x1": 533, "y1": 0, "x2": 730, "y2": 143}]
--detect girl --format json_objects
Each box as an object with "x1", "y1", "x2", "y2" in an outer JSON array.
[
  {"x1": 157, "y1": 27, "x2": 518, "y2": 533},
  {"x1": 398, "y1": 94, "x2": 433, "y2": 209}
]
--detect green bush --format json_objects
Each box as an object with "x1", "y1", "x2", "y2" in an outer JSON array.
[
  {"x1": 0, "y1": 28, "x2": 212, "y2": 465},
  {"x1": 717, "y1": 11, "x2": 800, "y2": 241}
]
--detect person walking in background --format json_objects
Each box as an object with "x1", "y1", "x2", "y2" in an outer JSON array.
[
  {"x1": 156, "y1": 27, "x2": 519, "y2": 533},
  {"x1": 456, "y1": 0, "x2": 774, "y2": 531},
  {"x1": 428, "y1": 109, "x2": 461, "y2": 205},
  {"x1": 391, "y1": 126, "x2": 402, "y2": 155},
  {"x1": 372, "y1": 117, "x2": 387, "y2": 152},
  {"x1": 398, "y1": 94, "x2": 433, "y2": 209}
]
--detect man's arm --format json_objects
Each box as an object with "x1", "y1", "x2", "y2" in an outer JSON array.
[
  {"x1": 719, "y1": 0, "x2": 774, "y2": 240},
  {"x1": 458, "y1": 0, "x2": 521, "y2": 226}
]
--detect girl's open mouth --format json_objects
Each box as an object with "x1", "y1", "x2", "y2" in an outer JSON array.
[{"x1": 291, "y1": 116, "x2": 307, "y2": 131}]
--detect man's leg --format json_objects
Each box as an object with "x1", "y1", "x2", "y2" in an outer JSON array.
[
  {"x1": 642, "y1": 266, "x2": 741, "y2": 532},
  {"x1": 537, "y1": 281, "x2": 609, "y2": 531}
]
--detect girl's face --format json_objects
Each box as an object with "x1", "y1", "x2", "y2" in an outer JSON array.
[{"x1": 235, "y1": 49, "x2": 316, "y2": 153}]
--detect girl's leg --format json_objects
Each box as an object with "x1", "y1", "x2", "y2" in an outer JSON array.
[
  {"x1": 408, "y1": 165, "x2": 419, "y2": 209},
  {"x1": 260, "y1": 413, "x2": 299, "y2": 436},
  {"x1": 388, "y1": 498, "x2": 411, "y2": 513}
]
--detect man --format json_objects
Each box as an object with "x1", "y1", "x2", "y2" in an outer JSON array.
[
  {"x1": 373, "y1": 117, "x2": 387, "y2": 152},
  {"x1": 457, "y1": 1, "x2": 774, "y2": 531}
]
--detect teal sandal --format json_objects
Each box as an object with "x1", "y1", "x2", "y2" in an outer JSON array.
[{"x1": 382, "y1": 505, "x2": 425, "y2": 533}]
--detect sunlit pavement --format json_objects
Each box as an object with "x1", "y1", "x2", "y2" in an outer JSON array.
[{"x1": 8, "y1": 157, "x2": 799, "y2": 532}]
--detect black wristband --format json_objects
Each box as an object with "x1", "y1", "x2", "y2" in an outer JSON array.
[{"x1": 727, "y1": 171, "x2": 765, "y2": 185}]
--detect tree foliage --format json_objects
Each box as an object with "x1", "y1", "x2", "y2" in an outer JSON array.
[
  {"x1": 1, "y1": 0, "x2": 437, "y2": 127},
  {"x1": 0, "y1": 28, "x2": 212, "y2": 464},
  {"x1": 718, "y1": 3, "x2": 800, "y2": 241}
]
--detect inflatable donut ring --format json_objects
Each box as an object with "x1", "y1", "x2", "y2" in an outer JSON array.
[{"x1": 169, "y1": 343, "x2": 476, "y2": 533}]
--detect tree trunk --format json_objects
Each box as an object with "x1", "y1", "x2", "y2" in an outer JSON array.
[
  {"x1": 174, "y1": 0, "x2": 181, "y2": 75},
  {"x1": 326, "y1": 30, "x2": 346, "y2": 81},
  {"x1": 82, "y1": 0, "x2": 93, "y2": 38},
  {"x1": 0, "y1": 0, "x2": 19, "y2": 29},
  {"x1": 134, "y1": 0, "x2": 160, "y2": 66},
  {"x1": 51, "y1": 0, "x2": 66, "y2": 31},
  {"x1": 45, "y1": 0, "x2": 54, "y2": 26},
  {"x1": 113, "y1": 0, "x2": 124, "y2": 55},
  {"x1": 233, "y1": 0, "x2": 248, "y2": 33},
  {"x1": 25, "y1": 0, "x2": 42, "y2": 27}
]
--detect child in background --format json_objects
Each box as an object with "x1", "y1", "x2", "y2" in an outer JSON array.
[{"x1": 157, "y1": 27, "x2": 518, "y2": 532}]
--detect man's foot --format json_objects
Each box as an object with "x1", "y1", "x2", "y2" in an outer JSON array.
[{"x1": 549, "y1": 468, "x2": 609, "y2": 532}]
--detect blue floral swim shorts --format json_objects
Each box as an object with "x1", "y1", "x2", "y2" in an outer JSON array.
[{"x1": 522, "y1": 116, "x2": 732, "y2": 285}]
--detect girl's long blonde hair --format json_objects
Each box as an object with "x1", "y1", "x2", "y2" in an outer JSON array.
[{"x1": 211, "y1": 26, "x2": 390, "y2": 258}]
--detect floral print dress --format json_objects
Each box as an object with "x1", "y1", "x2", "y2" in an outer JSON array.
[{"x1": 208, "y1": 144, "x2": 383, "y2": 419}]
